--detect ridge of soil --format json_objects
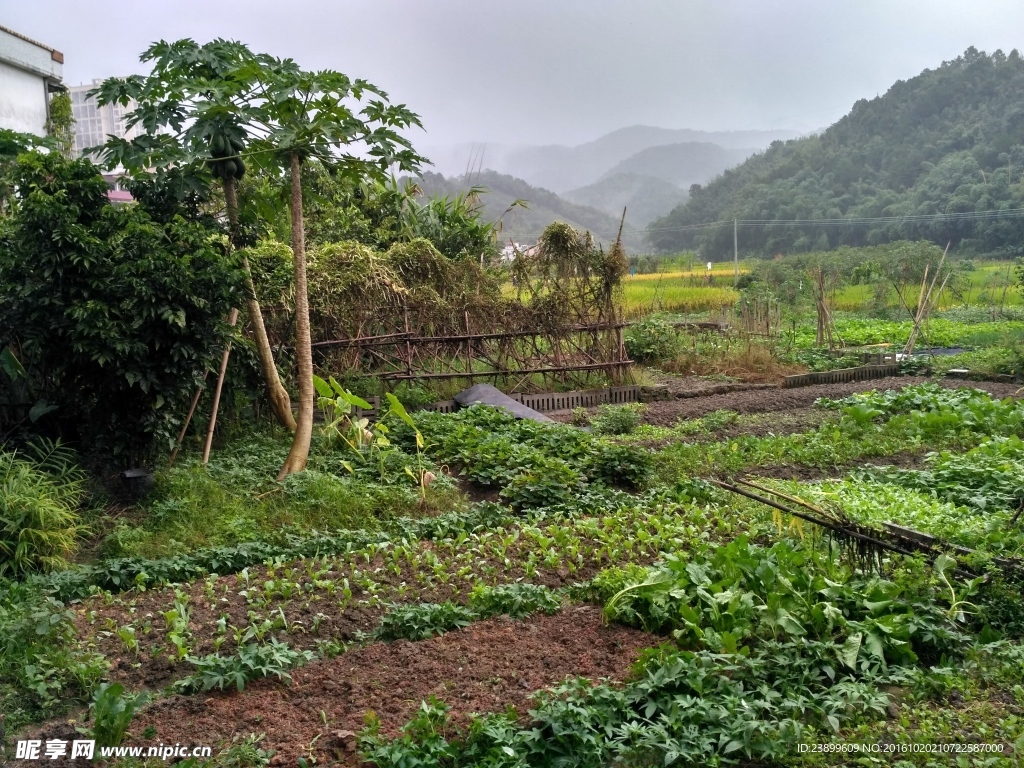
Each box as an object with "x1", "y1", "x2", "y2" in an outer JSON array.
[
  {"x1": 636, "y1": 376, "x2": 1020, "y2": 422},
  {"x1": 125, "y1": 607, "x2": 653, "y2": 766},
  {"x1": 738, "y1": 451, "x2": 933, "y2": 482}
]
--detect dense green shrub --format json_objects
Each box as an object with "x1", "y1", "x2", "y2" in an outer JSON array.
[
  {"x1": 0, "y1": 151, "x2": 246, "y2": 462},
  {"x1": 624, "y1": 316, "x2": 679, "y2": 362},
  {"x1": 0, "y1": 440, "x2": 85, "y2": 576},
  {"x1": 589, "y1": 402, "x2": 647, "y2": 435}
]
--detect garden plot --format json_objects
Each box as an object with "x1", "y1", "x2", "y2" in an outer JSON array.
[
  {"x1": 69, "y1": 495, "x2": 713, "y2": 691},
  {"x1": 633, "y1": 376, "x2": 1020, "y2": 424},
  {"x1": 7, "y1": 382, "x2": 1024, "y2": 767},
  {"x1": 127, "y1": 608, "x2": 653, "y2": 766}
]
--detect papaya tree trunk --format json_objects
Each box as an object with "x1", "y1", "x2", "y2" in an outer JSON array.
[
  {"x1": 277, "y1": 152, "x2": 314, "y2": 479},
  {"x1": 223, "y1": 178, "x2": 296, "y2": 431}
]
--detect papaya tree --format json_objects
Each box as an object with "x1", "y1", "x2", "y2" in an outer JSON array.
[
  {"x1": 91, "y1": 40, "x2": 297, "y2": 431},
  {"x1": 94, "y1": 40, "x2": 424, "y2": 477},
  {"x1": 236, "y1": 53, "x2": 424, "y2": 478}
]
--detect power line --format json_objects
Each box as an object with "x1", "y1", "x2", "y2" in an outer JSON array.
[
  {"x1": 506, "y1": 206, "x2": 1024, "y2": 240},
  {"x1": 647, "y1": 207, "x2": 1024, "y2": 232}
]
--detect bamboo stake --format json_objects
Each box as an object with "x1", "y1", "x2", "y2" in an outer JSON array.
[
  {"x1": 905, "y1": 242, "x2": 950, "y2": 355},
  {"x1": 168, "y1": 371, "x2": 209, "y2": 468},
  {"x1": 734, "y1": 478, "x2": 842, "y2": 524},
  {"x1": 202, "y1": 308, "x2": 239, "y2": 465}
]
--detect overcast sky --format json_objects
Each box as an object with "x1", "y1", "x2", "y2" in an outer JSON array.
[{"x1": 7, "y1": 1, "x2": 1024, "y2": 147}]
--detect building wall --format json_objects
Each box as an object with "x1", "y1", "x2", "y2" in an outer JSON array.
[
  {"x1": 0, "y1": 26, "x2": 63, "y2": 137},
  {"x1": 0, "y1": 61, "x2": 48, "y2": 135},
  {"x1": 0, "y1": 27, "x2": 62, "y2": 81}
]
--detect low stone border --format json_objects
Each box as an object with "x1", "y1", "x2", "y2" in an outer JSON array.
[{"x1": 783, "y1": 364, "x2": 899, "y2": 388}]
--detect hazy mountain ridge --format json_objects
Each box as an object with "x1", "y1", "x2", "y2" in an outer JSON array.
[
  {"x1": 600, "y1": 142, "x2": 753, "y2": 187},
  {"x1": 422, "y1": 125, "x2": 799, "y2": 193},
  {"x1": 413, "y1": 170, "x2": 646, "y2": 250},
  {"x1": 563, "y1": 173, "x2": 689, "y2": 227}
]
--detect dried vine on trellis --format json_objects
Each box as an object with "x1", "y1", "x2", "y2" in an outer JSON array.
[{"x1": 251, "y1": 223, "x2": 631, "y2": 389}]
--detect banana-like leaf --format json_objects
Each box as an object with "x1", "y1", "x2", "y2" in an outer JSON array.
[
  {"x1": 312, "y1": 375, "x2": 333, "y2": 399},
  {"x1": 1, "y1": 347, "x2": 25, "y2": 380},
  {"x1": 385, "y1": 392, "x2": 415, "y2": 429}
]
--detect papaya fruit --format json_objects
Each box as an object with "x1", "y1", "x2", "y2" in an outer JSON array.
[
  {"x1": 221, "y1": 159, "x2": 237, "y2": 179},
  {"x1": 235, "y1": 158, "x2": 246, "y2": 179},
  {"x1": 211, "y1": 134, "x2": 226, "y2": 157}
]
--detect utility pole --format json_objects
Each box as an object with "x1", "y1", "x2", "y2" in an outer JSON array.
[{"x1": 733, "y1": 218, "x2": 739, "y2": 286}]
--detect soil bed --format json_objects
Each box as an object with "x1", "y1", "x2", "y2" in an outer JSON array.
[
  {"x1": 72, "y1": 524, "x2": 661, "y2": 691},
  {"x1": 741, "y1": 451, "x2": 933, "y2": 482},
  {"x1": 642, "y1": 376, "x2": 1017, "y2": 424},
  {"x1": 128, "y1": 606, "x2": 654, "y2": 766}
]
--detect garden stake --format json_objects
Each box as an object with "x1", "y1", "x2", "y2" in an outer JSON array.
[
  {"x1": 169, "y1": 370, "x2": 209, "y2": 468},
  {"x1": 202, "y1": 308, "x2": 240, "y2": 465}
]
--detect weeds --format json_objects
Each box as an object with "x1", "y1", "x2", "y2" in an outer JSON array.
[{"x1": 0, "y1": 439, "x2": 86, "y2": 575}]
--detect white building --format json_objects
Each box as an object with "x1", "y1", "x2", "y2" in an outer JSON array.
[
  {"x1": 0, "y1": 25, "x2": 64, "y2": 136},
  {"x1": 70, "y1": 80, "x2": 141, "y2": 158},
  {"x1": 500, "y1": 241, "x2": 540, "y2": 262}
]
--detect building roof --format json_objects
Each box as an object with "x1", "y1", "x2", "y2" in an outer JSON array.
[{"x1": 0, "y1": 24, "x2": 63, "y2": 61}]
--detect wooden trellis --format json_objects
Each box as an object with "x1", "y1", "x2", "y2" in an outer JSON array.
[
  {"x1": 265, "y1": 305, "x2": 630, "y2": 391},
  {"x1": 256, "y1": 224, "x2": 633, "y2": 391}
]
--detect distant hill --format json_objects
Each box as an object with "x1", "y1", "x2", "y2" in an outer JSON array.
[
  {"x1": 648, "y1": 48, "x2": 1024, "y2": 257},
  {"x1": 421, "y1": 125, "x2": 799, "y2": 193},
  {"x1": 412, "y1": 170, "x2": 646, "y2": 251},
  {"x1": 600, "y1": 142, "x2": 752, "y2": 188},
  {"x1": 563, "y1": 173, "x2": 688, "y2": 227}
]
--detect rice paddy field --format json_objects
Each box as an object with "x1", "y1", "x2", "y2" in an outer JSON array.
[
  {"x1": 834, "y1": 261, "x2": 1020, "y2": 312},
  {"x1": 620, "y1": 261, "x2": 746, "y2": 317}
]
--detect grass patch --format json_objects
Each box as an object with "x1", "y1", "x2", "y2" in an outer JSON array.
[{"x1": 99, "y1": 431, "x2": 463, "y2": 560}]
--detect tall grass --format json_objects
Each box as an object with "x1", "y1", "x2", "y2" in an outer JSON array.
[
  {"x1": 102, "y1": 432, "x2": 464, "y2": 559},
  {"x1": 0, "y1": 440, "x2": 85, "y2": 575}
]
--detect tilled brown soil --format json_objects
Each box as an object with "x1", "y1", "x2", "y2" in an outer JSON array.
[
  {"x1": 125, "y1": 607, "x2": 653, "y2": 766},
  {"x1": 73, "y1": 535, "x2": 623, "y2": 692},
  {"x1": 638, "y1": 376, "x2": 1020, "y2": 424},
  {"x1": 744, "y1": 450, "x2": 932, "y2": 482}
]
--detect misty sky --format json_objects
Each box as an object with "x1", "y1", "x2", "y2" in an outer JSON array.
[{"x1": 7, "y1": 1, "x2": 1024, "y2": 148}]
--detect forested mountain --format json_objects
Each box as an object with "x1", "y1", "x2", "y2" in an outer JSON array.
[
  {"x1": 412, "y1": 170, "x2": 646, "y2": 250},
  {"x1": 563, "y1": 173, "x2": 688, "y2": 227},
  {"x1": 648, "y1": 48, "x2": 1024, "y2": 258}
]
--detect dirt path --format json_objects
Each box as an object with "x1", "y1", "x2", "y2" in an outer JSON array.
[{"x1": 126, "y1": 607, "x2": 653, "y2": 765}]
